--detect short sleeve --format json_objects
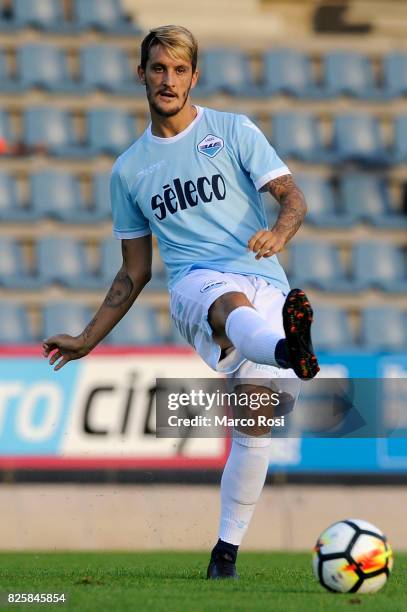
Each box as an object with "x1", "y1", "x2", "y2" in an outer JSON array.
[
  {"x1": 110, "y1": 163, "x2": 151, "y2": 239},
  {"x1": 234, "y1": 115, "x2": 291, "y2": 191}
]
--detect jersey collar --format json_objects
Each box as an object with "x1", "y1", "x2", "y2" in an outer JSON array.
[{"x1": 146, "y1": 106, "x2": 204, "y2": 144}]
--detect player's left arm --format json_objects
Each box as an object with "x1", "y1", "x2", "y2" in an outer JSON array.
[{"x1": 248, "y1": 174, "x2": 307, "y2": 260}]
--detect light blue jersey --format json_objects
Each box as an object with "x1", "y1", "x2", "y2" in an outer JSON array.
[{"x1": 111, "y1": 106, "x2": 291, "y2": 291}]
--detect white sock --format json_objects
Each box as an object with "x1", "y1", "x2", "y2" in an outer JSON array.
[
  {"x1": 225, "y1": 306, "x2": 281, "y2": 367},
  {"x1": 219, "y1": 432, "x2": 271, "y2": 546}
]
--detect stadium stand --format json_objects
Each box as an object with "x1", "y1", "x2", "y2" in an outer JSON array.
[
  {"x1": 19, "y1": 44, "x2": 79, "y2": 92},
  {"x1": 360, "y1": 307, "x2": 407, "y2": 351},
  {"x1": 353, "y1": 242, "x2": 407, "y2": 292},
  {"x1": 0, "y1": 0, "x2": 405, "y2": 351},
  {"x1": 42, "y1": 302, "x2": 93, "y2": 339},
  {"x1": 289, "y1": 242, "x2": 353, "y2": 292},
  {"x1": 311, "y1": 306, "x2": 355, "y2": 352},
  {"x1": 108, "y1": 304, "x2": 164, "y2": 345},
  {"x1": 0, "y1": 302, "x2": 33, "y2": 343}
]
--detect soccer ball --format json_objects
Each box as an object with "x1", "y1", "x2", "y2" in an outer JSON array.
[{"x1": 313, "y1": 519, "x2": 393, "y2": 593}]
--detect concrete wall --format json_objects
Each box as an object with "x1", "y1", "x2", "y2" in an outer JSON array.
[{"x1": 0, "y1": 484, "x2": 404, "y2": 551}]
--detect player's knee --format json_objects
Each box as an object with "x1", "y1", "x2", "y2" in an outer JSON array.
[{"x1": 208, "y1": 291, "x2": 252, "y2": 336}]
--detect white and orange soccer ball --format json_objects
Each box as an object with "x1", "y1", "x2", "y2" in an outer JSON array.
[{"x1": 313, "y1": 519, "x2": 393, "y2": 593}]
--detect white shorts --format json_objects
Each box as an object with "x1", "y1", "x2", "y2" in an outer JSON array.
[{"x1": 169, "y1": 269, "x2": 299, "y2": 385}]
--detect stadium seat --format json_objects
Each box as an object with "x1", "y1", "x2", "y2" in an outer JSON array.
[
  {"x1": 0, "y1": 237, "x2": 40, "y2": 288},
  {"x1": 339, "y1": 173, "x2": 407, "y2": 227},
  {"x1": 87, "y1": 109, "x2": 136, "y2": 156},
  {"x1": 145, "y1": 249, "x2": 167, "y2": 292},
  {"x1": 360, "y1": 308, "x2": 407, "y2": 351},
  {"x1": 311, "y1": 306, "x2": 355, "y2": 351},
  {"x1": 0, "y1": 172, "x2": 38, "y2": 221},
  {"x1": 74, "y1": 0, "x2": 141, "y2": 34},
  {"x1": 323, "y1": 52, "x2": 382, "y2": 99},
  {"x1": 93, "y1": 172, "x2": 112, "y2": 221},
  {"x1": 80, "y1": 45, "x2": 143, "y2": 95},
  {"x1": 109, "y1": 304, "x2": 164, "y2": 345},
  {"x1": 263, "y1": 49, "x2": 325, "y2": 98},
  {"x1": 383, "y1": 53, "x2": 407, "y2": 98},
  {"x1": 19, "y1": 44, "x2": 78, "y2": 92},
  {"x1": 24, "y1": 107, "x2": 84, "y2": 157},
  {"x1": 394, "y1": 116, "x2": 407, "y2": 163},
  {"x1": 14, "y1": 0, "x2": 74, "y2": 32},
  {"x1": 295, "y1": 174, "x2": 352, "y2": 227},
  {"x1": 0, "y1": 108, "x2": 13, "y2": 146},
  {"x1": 353, "y1": 241, "x2": 407, "y2": 292},
  {"x1": 0, "y1": 49, "x2": 21, "y2": 92},
  {"x1": 99, "y1": 238, "x2": 122, "y2": 288},
  {"x1": 42, "y1": 303, "x2": 92, "y2": 339},
  {"x1": 0, "y1": 303, "x2": 34, "y2": 344},
  {"x1": 37, "y1": 237, "x2": 100, "y2": 289},
  {"x1": 271, "y1": 113, "x2": 332, "y2": 163},
  {"x1": 31, "y1": 171, "x2": 95, "y2": 223},
  {"x1": 198, "y1": 49, "x2": 260, "y2": 96},
  {"x1": 288, "y1": 241, "x2": 352, "y2": 291},
  {"x1": 332, "y1": 114, "x2": 390, "y2": 165}
]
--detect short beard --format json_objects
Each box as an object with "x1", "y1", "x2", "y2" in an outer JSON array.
[{"x1": 145, "y1": 80, "x2": 192, "y2": 118}]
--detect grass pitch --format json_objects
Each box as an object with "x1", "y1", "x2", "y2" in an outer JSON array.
[{"x1": 0, "y1": 552, "x2": 405, "y2": 612}]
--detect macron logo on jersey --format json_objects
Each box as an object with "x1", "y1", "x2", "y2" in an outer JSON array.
[{"x1": 197, "y1": 134, "x2": 224, "y2": 158}]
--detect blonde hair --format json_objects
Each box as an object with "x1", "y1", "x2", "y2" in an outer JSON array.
[{"x1": 140, "y1": 25, "x2": 198, "y2": 72}]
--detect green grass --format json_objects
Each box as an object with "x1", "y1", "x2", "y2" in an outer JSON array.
[{"x1": 0, "y1": 552, "x2": 405, "y2": 612}]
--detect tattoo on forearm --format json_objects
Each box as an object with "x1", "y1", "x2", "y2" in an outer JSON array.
[
  {"x1": 103, "y1": 270, "x2": 134, "y2": 308},
  {"x1": 82, "y1": 316, "x2": 97, "y2": 339},
  {"x1": 268, "y1": 175, "x2": 307, "y2": 243}
]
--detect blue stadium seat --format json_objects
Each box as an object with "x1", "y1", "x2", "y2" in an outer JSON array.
[
  {"x1": 271, "y1": 113, "x2": 332, "y2": 163},
  {"x1": 87, "y1": 109, "x2": 136, "y2": 156},
  {"x1": 109, "y1": 304, "x2": 164, "y2": 345},
  {"x1": 289, "y1": 241, "x2": 352, "y2": 291},
  {"x1": 295, "y1": 174, "x2": 352, "y2": 227},
  {"x1": 31, "y1": 171, "x2": 95, "y2": 223},
  {"x1": 360, "y1": 307, "x2": 407, "y2": 351},
  {"x1": 323, "y1": 52, "x2": 381, "y2": 99},
  {"x1": 339, "y1": 173, "x2": 407, "y2": 227},
  {"x1": 198, "y1": 49, "x2": 260, "y2": 96},
  {"x1": 145, "y1": 249, "x2": 167, "y2": 292},
  {"x1": 19, "y1": 44, "x2": 78, "y2": 92},
  {"x1": 99, "y1": 238, "x2": 122, "y2": 288},
  {"x1": 14, "y1": 0, "x2": 74, "y2": 32},
  {"x1": 353, "y1": 241, "x2": 407, "y2": 292},
  {"x1": 0, "y1": 172, "x2": 37, "y2": 221},
  {"x1": 81, "y1": 45, "x2": 143, "y2": 95},
  {"x1": 0, "y1": 108, "x2": 13, "y2": 145},
  {"x1": 263, "y1": 49, "x2": 325, "y2": 98},
  {"x1": 24, "y1": 107, "x2": 84, "y2": 157},
  {"x1": 394, "y1": 116, "x2": 407, "y2": 163},
  {"x1": 0, "y1": 303, "x2": 34, "y2": 344},
  {"x1": 0, "y1": 49, "x2": 21, "y2": 92},
  {"x1": 92, "y1": 173, "x2": 112, "y2": 221},
  {"x1": 383, "y1": 53, "x2": 407, "y2": 98},
  {"x1": 333, "y1": 114, "x2": 390, "y2": 165},
  {"x1": 0, "y1": 237, "x2": 40, "y2": 288},
  {"x1": 74, "y1": 0, "x2": 141, "y2": 34},
  {"x1": 312, "y1": 306, "x2": 355, "y2": 351},
  {"x1": 37, "y1": 237, "x2": 99, "y2": 288},
  {"x1": 43, "y1": 302, "x2": 92, "y2": 338}
]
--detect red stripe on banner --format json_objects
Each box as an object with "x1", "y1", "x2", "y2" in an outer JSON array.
[
  {"x1": 0, "y1": 345, "x2": 195, "y2": 357},
  {"x1": 0, "y1": 454, "x2": 228, "y2": 470}
]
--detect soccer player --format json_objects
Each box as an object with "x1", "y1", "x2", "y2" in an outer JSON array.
[{"x1": 42, "y1": 25, "x2": 319, "y2": 579}]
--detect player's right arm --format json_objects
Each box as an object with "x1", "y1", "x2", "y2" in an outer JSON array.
[{"x1": 42, "y1": 235, "x2": 152, "y2": 371}]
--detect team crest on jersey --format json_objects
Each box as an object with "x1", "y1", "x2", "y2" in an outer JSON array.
[
  {"x1": 200, "y1": 280, "x2": 227, "y2": 293},
  {"x1": 197, "y1": 134, "x2": 224, "y2": 158}
]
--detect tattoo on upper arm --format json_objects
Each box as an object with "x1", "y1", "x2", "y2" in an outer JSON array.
[{"x1": 103, "y1": 269, "x2": 134, "y2": 308}]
